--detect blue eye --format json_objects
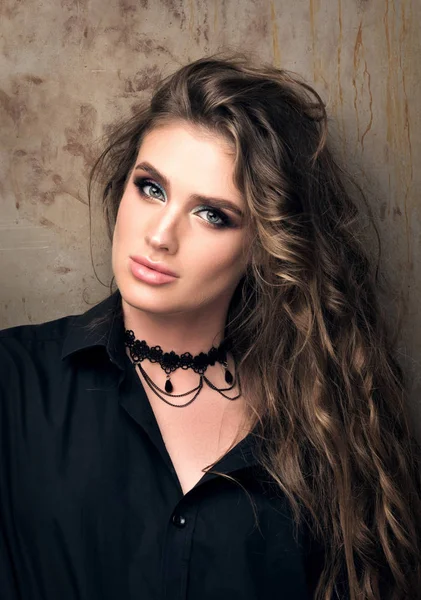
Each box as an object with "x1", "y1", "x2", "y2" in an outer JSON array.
[
  {"x1": 196, "y1": 208, "x2": 232, "y2": 229},
  {"x1": 134, "y1": 178, "x2": 165, "y2": 200},
  {"x1": 133, "y1": 177, "x2": 233, "y2": 230}
]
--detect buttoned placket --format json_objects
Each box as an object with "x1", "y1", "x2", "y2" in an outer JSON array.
[
  {"x1": 114, "y1": 350, "x2": 257, "y2": 600},
  {"x1": 159, "y1": 496, "x2": 200, "y2": 600}
]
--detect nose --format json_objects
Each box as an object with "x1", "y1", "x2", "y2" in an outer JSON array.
[{"x1": 145, "y1": 210, "x2": 179, "y2": 254}]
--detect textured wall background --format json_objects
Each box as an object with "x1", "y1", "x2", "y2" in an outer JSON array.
[{"x1": 1, "y1": 0, "x2": 420, "y2": 434}]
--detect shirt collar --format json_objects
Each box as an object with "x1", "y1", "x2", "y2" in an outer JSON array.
[
  {"x1": 61, "y1": 289, "x2": 262, "y2": 475},
  {"x1": 61, "y1": 289, "x2": 127, "y2": 370}
]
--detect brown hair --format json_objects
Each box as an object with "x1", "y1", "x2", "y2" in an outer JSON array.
[{"x1": 88, "y1": 53, "x2": 421, "y2": 599}]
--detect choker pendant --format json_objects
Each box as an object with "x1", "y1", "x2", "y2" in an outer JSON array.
[
  {"x1": 163, "y1": 361, "x2": 233, "y2": 394},
  {"x1": 165, "y1": 373, "x2": 173, "y2": 393},
  {"x1": 223, "y1": 360, "x2": 233, "y2": 384}
]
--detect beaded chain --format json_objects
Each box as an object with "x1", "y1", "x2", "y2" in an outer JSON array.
[{"x1": 124, "y1": 329, "x2": 242, "y2": 407}]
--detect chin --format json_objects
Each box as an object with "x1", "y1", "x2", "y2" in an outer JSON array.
[{"x1": 118, "y1": 281, "x2": 179, "y2": 314}]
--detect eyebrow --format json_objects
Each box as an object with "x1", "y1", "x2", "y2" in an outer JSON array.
[{"x1": 134, "y1": 161, "x2": 245, "y2": 218}]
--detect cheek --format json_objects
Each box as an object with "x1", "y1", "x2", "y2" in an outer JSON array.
[
  {"x1": 190, "y1": 241, "x2": 246, "y2": 283},
  {"x1": 113, "y1": 196, "x2": 136, "y2": 244}
]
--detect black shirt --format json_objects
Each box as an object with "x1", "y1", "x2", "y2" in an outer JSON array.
[{"x1": 0, "y1": 290, "x2": 325, "y2": 600}]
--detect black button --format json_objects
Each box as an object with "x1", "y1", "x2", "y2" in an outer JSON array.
[{"x1": 172, "y1": 513, "x2": 187, "y2": 528}]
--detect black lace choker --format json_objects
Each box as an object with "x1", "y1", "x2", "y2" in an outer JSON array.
[{"x1": 124, "y1": 330, "x2": 241, "y2": 408}]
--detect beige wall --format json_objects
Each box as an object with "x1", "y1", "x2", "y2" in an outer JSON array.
[{"x1": 1, "y1": 0, "x2": 420, "y2": 435}]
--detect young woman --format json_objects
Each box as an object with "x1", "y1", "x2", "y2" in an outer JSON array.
[{"x1": 1, "y1": 54, "x2": 420, "y2": 600}]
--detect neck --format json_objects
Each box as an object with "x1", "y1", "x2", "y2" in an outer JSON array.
[{"x1": 121, "y1": 296, "x2": 229, "y2": 356}]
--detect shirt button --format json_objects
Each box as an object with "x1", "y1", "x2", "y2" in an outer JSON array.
[{"x1": 172, "y1": 513, "x2": 187, "y2": 528}]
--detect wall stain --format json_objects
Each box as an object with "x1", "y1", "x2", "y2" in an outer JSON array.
[
  {"x1": 0, "y1": 88, "x2": 26, "y2": 125},
  {"x1": 18, "y1": 135, "x2": 88, "y2": 209},
  {"x1": 199, "y1": 0, "x2": 210, "y2": 44},
  {"x1": 63, "y1": 103, "x2": 98, "y2": 172},
  {"x1": 159, "y1": 0, "x2": 186, "y2": 28},
  {"x1": 23, "y1": 75, "x2": 44, "y2": 85},
  {"x1": 352, "y1": 20, "x2": 373, "y2": 152},
  {"x1": 352, "y1": 22, "x2": 363, "y2": 142},
  {"x1": 46, "y1": 172, "x2": 86, "y2": 207},
  {"x1": 379, "y1": 202, "x2": 387, "y2": 222},
  {"x1": 382, "y1": 0, "x2": 414, "y2": 333},
  {"x1": 336, "y1": 0, "x2": 344, "y2": 142},
  {"x1": 220, "y1": 0, "x2": 228, "y2": 30},
  {"x1": 52, "y1": 174, "x2": 63, "y2": 186},
  {"x1": 203, "y1": 3, "x2": 210, "y2": 43},
  {"x1": 399, "y1": 0, "x2": 413, "y2": 277},
  {"x1": 62, "y1": 141, "x2": 92, "y2": 166},
  {"x1": 62, "y1": 15, "x2": 89, "y2": 45},
  {"x1": 60, "y1": 0, "x2": 89, "y2": 11},
  {"x1": 270, "y1": 0, "x2": 281, "y2": 67},
  {"x1": 242, "y1": 8, "x2": 269, "y2": 53},
  {"x1": 384, "y1": 0, "x2": 393, "y2": 169},
  {"x1": 103, "y1": 27, "x2": 176, "y2": 60},
  {"x1": 1, "y1": 0, "x2": 23, "y2": 20},
  {"x1": 40, "y1": 192, "x2": 56, "y2": 205},
  {"x1": 124, "y1": 65, "x2": 161, "y2": 94},
  {"x1": 29, "y1": 156, "x2": 47, "y2": 177},
  {"x1": 118, "y1": 0, "x2": 148, "y2": 15},
  {"x1": 189, "y1": 0, "x2": 194, "y2": 36},
  {"x1": 360, "y1": 60, "x2": 373, "y2": 149},
  {"x1": 246, "y1": 11, "x2": 269, "y2": 38},
  {"x1": 9, "y1": 152, "x2": 25, "y2": 212},
  {"x1": 39, "y1": 217, "x2": 65, "y2": 234},
  {"x1": 54, "y1": 266, "x2": 72, "y2": 274},
  {"x1": 21, "y1": 297, "x2": 33, "y2": 324},
  {"x1": 309, "y1": 0, "x2": 322, "y2": 82},
  {"x1": 185, "y1": 0, "x2": 210, "y2": 46},
  {"x1": 216, "y1": 0, "x2": 228, "y2": 45},
  {"x1": 124, "y1": 65, "x2": 161, "y2": 93},
  {"x1": 78, "y1": 104, "x2": 97, "y2": 137}
]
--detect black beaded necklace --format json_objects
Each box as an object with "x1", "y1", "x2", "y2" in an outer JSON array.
[{"x1": 124, "y1": 329, "x2": 242, "y2": 408}]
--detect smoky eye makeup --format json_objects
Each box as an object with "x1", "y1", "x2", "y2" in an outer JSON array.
[
  {"x1": 132, "y1": 176, "x2": 237, "y2": 230},
  {"x1": 133, "y1": 176, "x2": 165, "y2": 200}
]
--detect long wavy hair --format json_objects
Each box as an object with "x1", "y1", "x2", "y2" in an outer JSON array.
[{"x1": 88, "y1": 53, "x2": 421, "y2": 599}]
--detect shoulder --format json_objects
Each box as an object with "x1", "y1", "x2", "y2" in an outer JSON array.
[
  {"x1": 0, "y1": 291, "x2": 123, "y2": 401},
  {"x1": 0, "y1": 291, "x2": 122, "y2": 386},
  {"x1": 0, "y1": 314, "x2": 76, "y2": 344},
  {"x1": 0, "y1": 315, "x2": 78, "y2": 387},
  {"x1": 0, "y1": 314, "x2": 77, "y2": 358},
  {"x1": 0, "y1": 290, "x2": 119, "y2": 359}
]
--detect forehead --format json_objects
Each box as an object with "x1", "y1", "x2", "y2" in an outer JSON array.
[{"x1": 137, "y1": 121, "x2": 235, "y2": 171}]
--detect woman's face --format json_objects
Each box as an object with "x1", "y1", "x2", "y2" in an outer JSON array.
[{"x1": 112, "y1": 121, "x2": 252, "y2": 319}]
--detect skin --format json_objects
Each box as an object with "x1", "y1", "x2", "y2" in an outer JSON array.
[{"x1": 112, "y1": 120, "x2": 253, "y2": 390}]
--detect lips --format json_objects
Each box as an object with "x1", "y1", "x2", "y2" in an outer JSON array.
[{"x1": 130, "y1": 255, "x2": 178, "y2": 277}]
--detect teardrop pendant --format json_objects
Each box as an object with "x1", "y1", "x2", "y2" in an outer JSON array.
[
  {"x1": 225, "y1": 368, "x2": 233, "y2": 384},
  {"x1": 165, "y1": 377, "x2": 173, "y2": 393}
]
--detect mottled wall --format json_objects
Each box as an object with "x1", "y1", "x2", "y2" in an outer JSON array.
[{"x1": 1, "y1": 1, "x2": 420, "y2": 432}]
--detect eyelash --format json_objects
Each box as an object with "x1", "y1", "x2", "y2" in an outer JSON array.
[{"x1": 133, "y1": 177, "x2": 234, "y2": 230}]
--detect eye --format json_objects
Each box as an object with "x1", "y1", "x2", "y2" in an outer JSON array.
[
  {"x1": 195, "y1": 207, "x2": 232, "y2": 229},
  {"x1": 133, "y1": 176, "x2": 234, "y2": 230},
  {"x1": 133, "y1": 177, "x2": 166, "y2": 200}
]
